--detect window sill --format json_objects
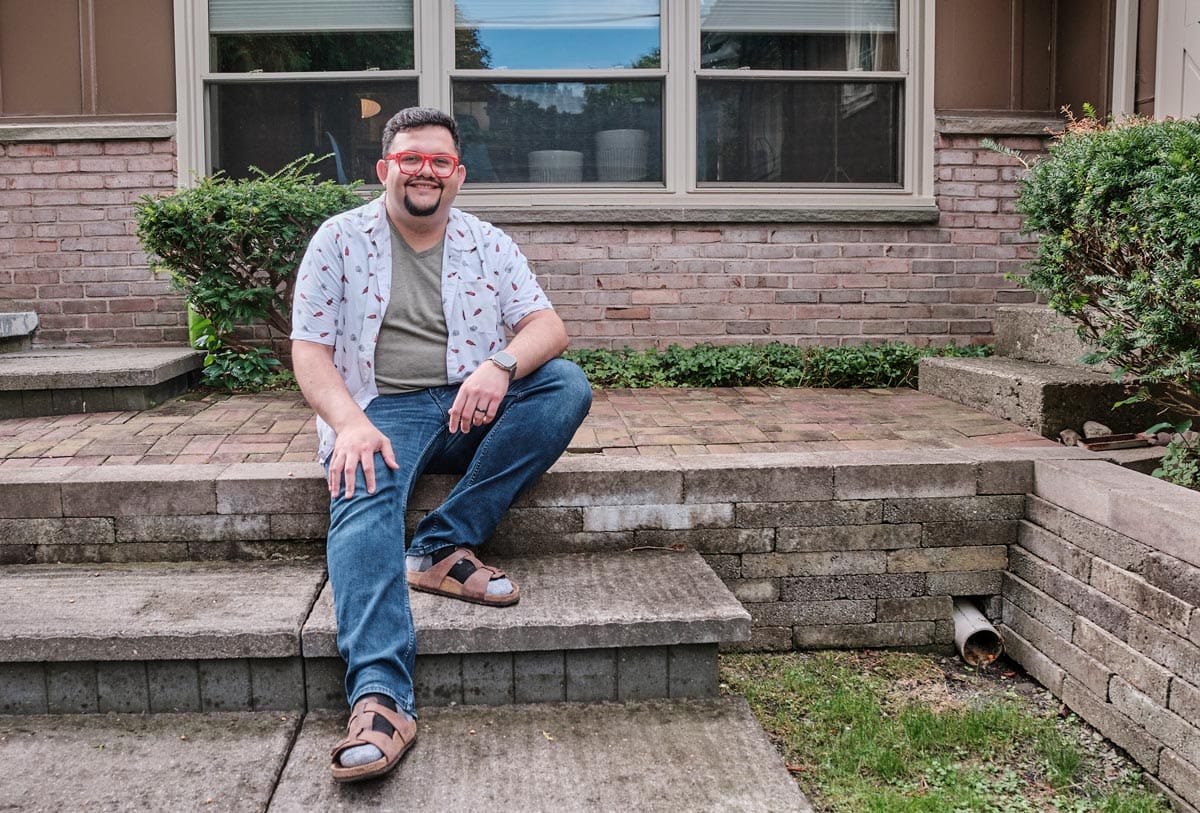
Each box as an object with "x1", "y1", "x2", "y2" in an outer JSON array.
[
  {"x1": 0, "y1": 120, "x2": 176, "y2": 142},
  {"x1": 936, "y1": 111, "x2": 1064, "y2": 137},
  {"x1": 463, "y1": 203, "x2": 940, "y2": 225}
]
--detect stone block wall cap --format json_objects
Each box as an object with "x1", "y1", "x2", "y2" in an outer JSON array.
[
  {"x1": 936, "y1": 112, "x2": 1065, "y2": 136},
  {"x1": 0, "y1": 312, "x2": 38, "y2": 338}
]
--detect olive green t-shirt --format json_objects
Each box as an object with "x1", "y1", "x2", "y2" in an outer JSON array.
[{"x1": 373, "y1": 223, "x2": 450, "y2": 395}]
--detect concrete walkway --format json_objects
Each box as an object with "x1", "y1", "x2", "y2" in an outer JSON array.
[{"x1": 0, "y1": 386, "x2": 1055, "y2": 468}]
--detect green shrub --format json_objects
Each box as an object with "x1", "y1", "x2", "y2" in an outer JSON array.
[
  {"x1": 1008, "y1": 113, "x2": 1200, "y2": 418},
  {"x1": 565, "y1": 342, "x2": 990, "y2": 389},
  {"x1": 135, "y1": 155, "x2": 361, "y2": 389}
]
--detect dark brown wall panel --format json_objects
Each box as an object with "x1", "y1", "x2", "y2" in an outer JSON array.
[
  {"x1": 0, "y1": 0, "x2": 83, "y2": 115},
  {"x1": 1135, "y1": 0, "x2": 1158, "y2": 115},
  {"x1": 1055, "y1": 0, "x2": 1114, "y2": 117},
  {"x1": 94, "y1": 0, "x2": 175, "y2": 115},
  {"x1": 935, "y1": 0, "x2": 1018, "y2": 109}
]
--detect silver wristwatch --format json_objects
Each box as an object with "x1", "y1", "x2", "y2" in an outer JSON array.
[{"x1": 488, "y1": 350, "x2": 517, "y2": 380}]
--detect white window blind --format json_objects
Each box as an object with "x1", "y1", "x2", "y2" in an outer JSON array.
[
  {"x1": 700, "y1": 0, "x2": 897, "y2": 33},
  {"x1": 209, "y1": 0, "x2": 413, "y2": 34},
  {"x1": 454, "y1": 1, "x2": 659, "y2": 29}
]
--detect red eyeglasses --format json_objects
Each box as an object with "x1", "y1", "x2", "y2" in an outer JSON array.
[{"x1": 384, "y1": 151, "x2": 460, "y2": 178}]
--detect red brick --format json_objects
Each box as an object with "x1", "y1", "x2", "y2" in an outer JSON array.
[
  {"x1": 103, "y1": 142, "x2": 153, "y2": 155},
  {"x1": 56, "y1": 175, "x2": 106, "y2": 189},
  {"x1": 34, "y1": 254, "x2": 80, "y2": 269},
  {"x1": 605, "y1": 306, "x2": 650, "y2": 320},
  {"x1": 109, "y1": 297, "x2": 158, "y2": 313},
  {"x1": 7, "y1": 144, "x2": 54, "y2": 157},
  {"x1": 56, "y1": 142, "x2": 105, "y2": 156}
]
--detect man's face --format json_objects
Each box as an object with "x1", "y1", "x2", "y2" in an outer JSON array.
[{"x1": 376, "y1": 125, "x2": 465, "y2": 221}]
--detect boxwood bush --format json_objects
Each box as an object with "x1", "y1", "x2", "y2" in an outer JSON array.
[
  {"x1": 136, "y1": 155, "x2": 361, "y2": 390},
  {"x1": 1009, "y1": 113, "x2": 1200, "y2": 415},
  {"x1": 1001, "y1": 111, "x2": 1200, "y2": 486}
]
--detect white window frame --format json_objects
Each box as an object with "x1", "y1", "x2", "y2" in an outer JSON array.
[{"x1": 175, "y1": 0, "x2": 934, "y2": 214}]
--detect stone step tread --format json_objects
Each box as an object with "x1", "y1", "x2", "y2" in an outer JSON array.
[
  {"x1": 273, "y1": 697, "x2": 812, "y2": 812},
  {"x1": 0, "y1": 347, "x2": 202, "y2": 390},
  {"x1": 0, "y1": 710, "x2": 300, "y2": 812},
  {"x1": 0, "y1": 561, "x2": 327, "y2": 662},
  {"x1": 920, "y1": 355, "x2": 1116, "y2": 384},
  {"x1": 304, "y1": 549, "x2": 751, "y2": 656},
  {"x1": 0, "y1": 551, "x2": 750, "y2": 665},
  {"x1": 0, "y1": 700, "x2": 810, "y2": 812}
]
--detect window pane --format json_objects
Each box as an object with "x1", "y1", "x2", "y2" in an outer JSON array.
[
  {"x1": 454, "y1": 1, "x2": 660, "y2": 69},
  {"x1": 453, "y1": 81, "x2": 663, "y2": 184},
  {"x1": 700, "y1": 0, "x2": 897, "y2": 71},
  {"x1": 209, "y1": 81, "x2": 418, "y2": 183},
  {"x1": 210, "y1": 0, "x2": 414, "y2": 71},
  {"x1": 697, "y1": 80, "x2": 902, "y2": 185},
  {"x1": 214, "y1": 33, "x2": 414, "y2": 72}
]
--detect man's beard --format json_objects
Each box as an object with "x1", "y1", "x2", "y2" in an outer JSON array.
[{"x1": 402, "y1": 182, "x2": 442, "y2": 217}]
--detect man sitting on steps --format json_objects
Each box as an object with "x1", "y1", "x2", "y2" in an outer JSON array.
[{"x1": 291, "y1": 106, "x2": 592, "y2": 783}]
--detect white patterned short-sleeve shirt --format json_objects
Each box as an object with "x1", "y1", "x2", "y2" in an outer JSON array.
[{"x1": 290, "y1": 195, "x2": 553, "y2": 462}]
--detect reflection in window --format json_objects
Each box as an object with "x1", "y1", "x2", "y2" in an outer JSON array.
[
  {"x1": 453, "y1": 81, "x2": 663, "y2": 184},
  {"x1": 454, "y1": 1, "x2": 660, "y2": 69},
  {"x1": 697, "y1": 80, "x2": 902, "y2": 185},
  {"x1": 699, "y1": 0, "x2": 897, "y2": 71},
  {"x1": 210, "y1": 81, "x2": 418, "y2": 183}
]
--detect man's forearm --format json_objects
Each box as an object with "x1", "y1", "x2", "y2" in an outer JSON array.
[
  {"x1": 503, "y1": 310, "x2": 569, "y2": 380},
  {"x1": 292, "y1": 340, "x2": 371, "y2": 433}
]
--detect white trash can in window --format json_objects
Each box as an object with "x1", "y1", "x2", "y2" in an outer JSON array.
[
  {"x1": 595, "y1": 129, "x2": 648, "y2": 181},
  {"x1": 528, "y1": 150, "x2": 583, "y2": 183}
]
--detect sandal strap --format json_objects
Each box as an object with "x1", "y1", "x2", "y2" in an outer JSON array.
[
  {"x1": 415, "y1": 547, "x2": 506, "y2": 592},
  {"x1": 330, "y1": 699, "x2": 414, "y2": 759}
]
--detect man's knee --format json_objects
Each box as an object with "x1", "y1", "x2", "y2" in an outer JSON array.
[{"x1": 536, "y1": 358, "x2": 592, "y2": 428}]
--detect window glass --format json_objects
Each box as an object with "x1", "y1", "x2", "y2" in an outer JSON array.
[
  {"x1": 700, "y1": 0, "x2": 897, "y2": 71},
  {"x1": 209, "y1": 81, "x2": 418, "y2": 183},
  {"x1": 454, "y1": 1, "x2": 660, "y2": 69},
  {"x1": 214, "y1": 33, "x2": 414, "y2": 73},
  {"x1": 210, "y1": 0, "x2": 414, "y2": 71},
  {"x1": 697, "y1": 80, "x2": 902, "y2": 185},
  {"x1": 453, "y1": 80, "x2": 663, "y2": 184}
]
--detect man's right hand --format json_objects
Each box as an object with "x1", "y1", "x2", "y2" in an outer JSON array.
[{"x1": 327, "y1": 419, "x2": 400, "y2": 499}]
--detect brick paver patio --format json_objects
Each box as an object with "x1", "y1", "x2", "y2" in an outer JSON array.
[{"x1": 0, "y1": 387, "x2": 1055, "y2": 468}]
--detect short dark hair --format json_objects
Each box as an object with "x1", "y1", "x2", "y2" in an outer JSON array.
[{"x1": 380, "y1": 107, "x2": 461, "y2": 157}]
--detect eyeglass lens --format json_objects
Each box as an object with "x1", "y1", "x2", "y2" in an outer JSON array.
[{"x1": 395, "y1": 152, "x2": 457, "y2": 177}]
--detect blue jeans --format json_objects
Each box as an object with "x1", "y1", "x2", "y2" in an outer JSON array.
[{"x1": 325, "y1": 358, "x2": 592, "y2": 716}]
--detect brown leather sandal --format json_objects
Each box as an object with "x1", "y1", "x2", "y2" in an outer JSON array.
[
  {"x1": 330, "y1": 697, "x2": 417, "y2": 783},
  {"x1": 408, "y1": 547, "x2": 520, "y2": 607}
]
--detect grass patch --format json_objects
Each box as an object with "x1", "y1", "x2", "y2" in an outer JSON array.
[
  {"x1": 721, "y1": 651, "x2": 1169, "y2": 813},
  {"x1": 564, "y1": 342, "x2": 990, "y2": 389}
]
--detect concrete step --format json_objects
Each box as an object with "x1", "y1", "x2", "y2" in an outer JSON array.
[
  {"x1": 0, "y1": 311, "x2": 37, "y2": 354},
  {"x1": 918, "y1": 356, "x2": 1162, "y2": 438},
  {"x1": 993, "y1": 305, "x2": 1103, "y2": 368},
  {"x1": 0, "y1": 699, "x2": 812, "y2": 812},
  {"x1": 0, "y1": 710, "x2": 301, "y2": 812},
  {"x1": 0, "y1": 347, "x2": 202, "y2": 418},
  {"x1": 0, "y1": 551, "x2": 750, "y2": 714},
  {"x1": 274, "y1": 698, "x2": 812, "y2": 812},
  {"x1": 303, "y1": 549, "x2": 750, "y2": 708}
]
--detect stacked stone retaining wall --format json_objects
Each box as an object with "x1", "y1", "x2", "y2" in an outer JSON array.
[
  {"x1": 1002, "y1": 459, "x2": 1200, "y2": 812},
  {"x1": 2, "y1": 448, "x2": 1198, "y2": 805}
]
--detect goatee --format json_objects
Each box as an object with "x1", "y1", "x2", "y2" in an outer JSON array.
[{"x1": 403, "y1": 186, "x2": 441, "y2": 217}]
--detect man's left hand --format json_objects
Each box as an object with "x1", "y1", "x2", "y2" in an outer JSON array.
[{"x1": 448, "y1": 362, "x2": 510, "y2": 433}]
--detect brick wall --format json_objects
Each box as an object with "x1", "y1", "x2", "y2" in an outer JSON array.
[
  {"x1": 1003, "y1": 460, "x2": 1200, "y2": 812},
  {"x1": 0, "y1": 138, "x2": 187, "y2": 347},
  {"x1": 495, "y1": 133, "x2": 1044, "y2": 350},
  {"x1": 1, "y1": 131, "x2": 1042, "y2": 350}
]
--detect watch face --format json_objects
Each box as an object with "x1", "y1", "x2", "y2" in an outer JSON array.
[{"x1": 493, "y1": 351, "x2": 517, "y2": 370}]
